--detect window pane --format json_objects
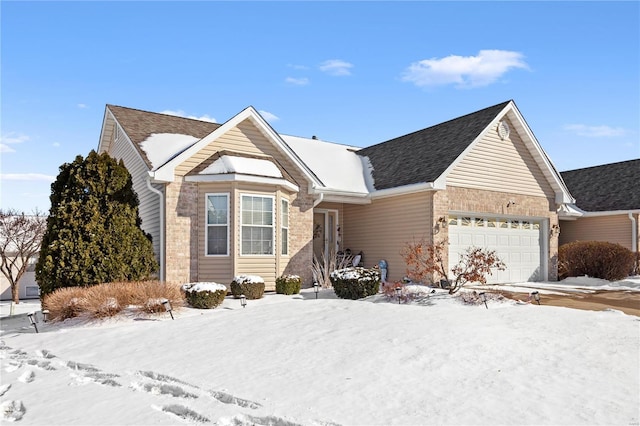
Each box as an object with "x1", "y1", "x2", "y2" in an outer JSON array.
[
  {"x1": 281, "y1": 228, "x2": 288, "y2": 255},
  {"x1": 207, "y1": 195, "x2": 228, "y2": 225},
  {"x1": 207, "y1": 226, "x2": 227, "y2": 255}
]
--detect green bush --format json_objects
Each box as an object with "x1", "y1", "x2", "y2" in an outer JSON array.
[
  {"x1": 330, "y1": 267, "x2": 380, "y2": 300},
  {"x1": 275, "y1": 275, "x2": 301, "y2": 295},
  {"x1": 182, "y1": 282, "x2": 227, "y2": 309},
  {"x1": 559, "y1": 241, "x2": 635, "y2": 281},
  {"x1": 230, "y1": 275, "x2": 265, "y2": 300}
]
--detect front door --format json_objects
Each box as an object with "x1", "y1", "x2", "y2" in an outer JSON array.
[{"x1": 313, "y1": 210, "x2": 339, "y2": 262}]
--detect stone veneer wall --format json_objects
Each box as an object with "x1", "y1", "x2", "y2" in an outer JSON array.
[
  {"x1": 164, "y1": 179, "x2": 199, "y2": 284},
  {"x1": 434, "y1": 186, "x2": 559, "y2": 281},
  {"x1": 282, "y1": 187, "x2": 315, "y2": 287}
]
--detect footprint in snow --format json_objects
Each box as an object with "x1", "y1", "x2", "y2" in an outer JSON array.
[
  {"x1": 225, "y1": 414, "x2": 302, "y2": 426},
  {"x1": 35, "y1": 349, "x2": 56, "y2": 359},
  {"x1": 209, "y1": 391, "x2": 262, "y2": 409},
  {"x1": 0, "y1": 384, "x2": 11, "y2": 397},
  {"x1": 131, "y1": 382, "x2": 198, "y2": 399},
  {"x1": 154, "y1": 404, "x2": 210, "y2": 423},
  {"x1": 136, "y1": 370, "x2": 199, "y2": 389},
  {"x1": 66, "y1": 360, "x2": 100, "y2": 372},
  {"x1": 0, "y1": 400, "x2": 26, "y2": 422},
  {"x1": 18, "y1": 370, "x2": 35, "y2": 383}
]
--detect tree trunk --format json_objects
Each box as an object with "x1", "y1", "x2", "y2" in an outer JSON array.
[{"x1": 12, "y1": 282, "x2": 20, "y2": 304}]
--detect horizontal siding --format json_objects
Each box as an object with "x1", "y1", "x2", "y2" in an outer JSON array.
[
  {"x1": 176, "y1": 121, "x2": 286, "y2": 176},
  {"x1": 343, "y1": 192, "x2": 432, "y2": 282},
  {"x1": 237, "y1": 257, "x2": 277, "y2": 291},
  {"x1": 447, "y1": 117, "x2": 554, "y2": 198},
  {"x1": 560, "y1": 215, "x2": 633, "y2": 250},
  {"x1": 108, "y1": 128, "x2": 161, "y2": 264}
]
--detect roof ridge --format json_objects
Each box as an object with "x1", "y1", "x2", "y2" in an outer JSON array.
[
  {"x1": 561, "y1": 158, "x2": 640, "y2": 173},
  {"x1": 107, "y1": 104, "x2": 219, "y2": 125},
  {"x1": 362, "y1": 100, "x2": 511, "y2": 150}
]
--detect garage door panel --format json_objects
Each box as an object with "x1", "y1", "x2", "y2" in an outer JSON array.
[{"x1": 449, "y1": 215, "x2": 543, "y2": 284}]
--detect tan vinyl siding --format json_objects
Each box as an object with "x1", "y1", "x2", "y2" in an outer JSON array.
[
  {"x1": 237, "y1": 257, "x2": 277, "y2": 291},
  {"x1": 560, "y1": 215, "x2": 634, "y2": 250},
  {"x1": 106, "y1": 125, "x2": 161, "y2": 263},
  {"x1": 447, "y1": 117, "x2": 554, "y2": 198},
  {"x1": 176, "y1": 121, "x2": 287, "y2": 176},
  {"x1": 343, "y1": 192, "x2": 432, "y2": 282}
]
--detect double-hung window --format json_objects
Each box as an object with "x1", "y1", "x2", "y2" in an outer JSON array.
[
  {"x1": 206, "y1": 194, "x2": 229, "y2": 255},
  {"x1": 281, "y1": 199, "x2": 289, "y2": 256},
  {"x1": 241, "y1": 195, "x2": 274, "y2": 255}
]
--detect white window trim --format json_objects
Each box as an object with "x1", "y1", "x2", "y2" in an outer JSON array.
[
  {"x1": 205, "y1": 193, "x2": 230, "y2": 257},
  {"x1": 281, "y1": 198, "x2": 289, "y2": 257},
  {"x1": 240, "y1": 194, "x2": 275, "y2": 257}
]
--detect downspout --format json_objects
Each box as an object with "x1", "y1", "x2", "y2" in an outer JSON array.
[
  {"x1": 313, "y1": 192, "x2": 324, "y2": 208},
  {"x1": 146, "y1": 176, "x2": 165, "y2": 281},
  {"x1": 629, "y1": 212, "x2": 638, "y2": 252}
]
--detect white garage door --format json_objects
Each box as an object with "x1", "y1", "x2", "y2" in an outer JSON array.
[{"x1": 448, "y1": 216, "x2": 543, "y2": 284}]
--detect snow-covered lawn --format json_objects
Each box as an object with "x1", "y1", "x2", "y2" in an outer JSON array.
[{"x1": 1, "y1": 280, "x2": 638, "y2": 425}]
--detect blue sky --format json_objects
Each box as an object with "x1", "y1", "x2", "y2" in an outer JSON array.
[{"x1": 1, "y1": 1, "x2": 638, "y2": 214}]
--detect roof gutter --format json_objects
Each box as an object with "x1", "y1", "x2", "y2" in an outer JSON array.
[
  {"x1": 630, "y1": 212, "x2": 638, "y2": 253},
  {"x1": 146, "y1": 174, "x2": 165, "y2": 281},
  {"x1": 370, "y1": 182, "x2": 439, "y2": 200}
]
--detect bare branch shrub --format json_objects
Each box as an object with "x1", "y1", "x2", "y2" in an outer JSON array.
[
  {"x1": 401, "y1": 238, "x2": 506, "y2": 294},
  {"x1": 312, "y1": 249, "x2": 351, "y2": 288}
]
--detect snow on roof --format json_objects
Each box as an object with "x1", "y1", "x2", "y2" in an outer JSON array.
[
  {"x1": 281, "y1": 135, "x2": 370, "y2": 194},
  {"x1": 199, "y1": 156, "x2": 282, "y2": 178},
  {"x1": 139, "y1": 133, "x2": 200, "y2": 170}
]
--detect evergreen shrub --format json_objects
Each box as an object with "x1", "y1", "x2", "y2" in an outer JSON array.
[
  {"x1": 230, "y1": 275, "x2": 265, "y2": 299},
  {"x1": 275, "y1": 275, "x2": 301, "y2": 295},
  {"x1": 330, "y1": 267, "x2": 380, "y2": 300},
  {"x1": 182, "y1": 282, "x2": 227, "y2": 309},
  {"x1": 558, "y1": 241, "x2": 635, "y2": 281},
  {"x1": 36, "y1": 150, "x2": 158, "y2": 297}
]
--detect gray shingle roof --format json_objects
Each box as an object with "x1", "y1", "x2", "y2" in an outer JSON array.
[
  {"x1": 107, "y1": 105, "x2": 220, "y2": 168},
  {"x1": 560, "y1": 159, "x2": 640, "y2": 212},
  {"x1": 356, "y1": 101, "x2": 511, "y2": 190}
]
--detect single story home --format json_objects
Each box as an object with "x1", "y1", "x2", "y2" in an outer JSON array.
[
  {"x1": 559, "y1": 159, "x2": 639, "y2": 253},
  {"x1": 0, "y1": 255, "x2": 39, "y2": 301},
  {"x1": 98, "y1": 100, "x2": 577, "y2": 289}
]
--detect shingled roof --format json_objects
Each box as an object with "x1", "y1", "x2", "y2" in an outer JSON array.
[
  {"x1": 107, "y1": 105, "x2": 221, "y2": 168},
  {"x1": 560, "y1": 159, "x2": 640, "y2": 212},
  {"x1": 356, "y1": 101, "x2": 511, "y2": 190}
]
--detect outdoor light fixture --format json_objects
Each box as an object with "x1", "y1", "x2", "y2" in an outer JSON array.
[
  {"x1": 313, "y1": 282, "x2": 319, "y2": 299},
  {"x1": 161, "y1": 299, "x2": 174, "y2": 320},
  {"x1": 27, "y1": 312, "x2": 39, "y2": 333},
  {"x1": 395, "y1": 287, "x2": 402, "y2": 304},
  {"x1": 479, "y1": 292, "x2": 488, "y2": 309},
  {"x1": 240, "y1": 294, "x2": 247, "y2": 308},
  {"x1": 531, "y1": 291, "x2": 541, "y2": 305},
  {"x1": 42, "y1": 310, "x2": 49, "y2": 323}
]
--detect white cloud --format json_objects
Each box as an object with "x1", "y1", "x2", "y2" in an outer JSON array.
[
  {"x1": 1, "y1": 173, "x2": 56, "y2": 182},
  {"x1": 160, "y1": 110, "x2": 217, "y2": 123},
  {"x1": 319, "y1": 59, "x2": 353, "y2": 76},
  {"x1": 285, "y1": 77, "x2": 309, "y2": 86},
  {"x1": 402, "y1": 49, "x2": 529, "y2": 88},
  {"x1": 563, "y1": 124, "x2": 626, "y2": 138},
  {"x1": 258, "y1": 110, "x2": 279, "y2": 122},
  {"x1": 0, "y1": 133, "x2": 29, "y2": 153},
  {"x1": 287, "y1": 64, "x2": 309, "y2": 70},
  {"x1": 52, "y1": 142, "x2": 61, "y2": 148},
  {"x1": 77, "y1": 103, "x2": 88, "y2": 109}
]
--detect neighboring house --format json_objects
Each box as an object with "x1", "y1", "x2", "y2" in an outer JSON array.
[
  {"x1": 98, "y1": 100, "x2": 575, "y2": 288},
  {"x1": 559, "y1": 159, "x2": 639, "y2": 253},
  {"x1": 0, "y1": 255, "x2": 40, "y2": 301}
]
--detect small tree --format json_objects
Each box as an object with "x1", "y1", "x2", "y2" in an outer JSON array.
[
  {"x1": 36, "y1": 150, "x2": 158, "y2": 297},
  {"x1": 0, "y1": 209, "x2": 47, "y2": 303},
  {"x1": 401, "y1": 238, "x2": 506, "y2": 294}
]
